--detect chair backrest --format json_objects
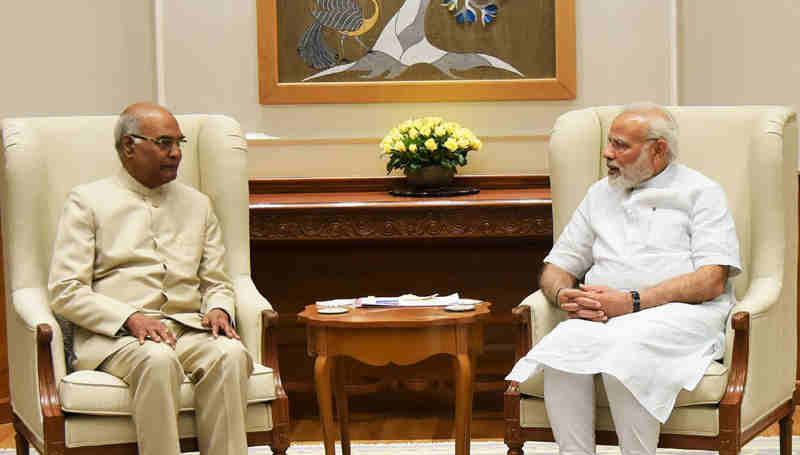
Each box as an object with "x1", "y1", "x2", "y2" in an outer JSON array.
[
  {"x1": 0, "y1": 114, "x2": 253, "y2": 298},
  {"x1": 549, "y1": 106, "x2": 797, "y2": 302}
]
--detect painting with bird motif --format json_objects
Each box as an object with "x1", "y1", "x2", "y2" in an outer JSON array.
[{"x1": 258, "y1": 0, "x2": 575, "y2": 103}]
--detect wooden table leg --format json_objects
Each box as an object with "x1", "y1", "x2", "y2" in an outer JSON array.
[
  {"x1": 314, "y1": 355, "x2": 336, "y2": 455},
  {"x1": 454, "y1": 352, "x2": 475, "y2": 455},
  {"x1": 334, "y1": 359, "x2": 351, "y2": 455}
]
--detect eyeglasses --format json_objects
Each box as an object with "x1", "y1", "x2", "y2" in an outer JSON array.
[{"x1": 129, "y1": 134, "x2": 187, "y2": 150}]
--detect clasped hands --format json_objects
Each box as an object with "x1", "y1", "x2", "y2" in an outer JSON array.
[
  {"x1": 557, "y1": 285, "x2": 633, "y2": 322},
  {"x1": 124, "y1": 308, "x2": 240, "y2": 348}
]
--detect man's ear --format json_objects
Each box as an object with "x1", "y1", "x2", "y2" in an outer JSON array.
[
  {"x1": 653, "y1": 139, "x2": 669, "y2": 161},
  {"x1": 121, "y1": 136, "x2": 135, "y2": 158}
]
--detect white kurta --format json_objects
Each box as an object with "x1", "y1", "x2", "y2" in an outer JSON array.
[{"x1": 506, "y1": 163, "x2": 742, "y2": 423}]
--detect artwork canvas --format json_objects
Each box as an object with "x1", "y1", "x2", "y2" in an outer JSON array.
[{"x1": 258, "y1": 0, "x2": 575, "y2": 103}]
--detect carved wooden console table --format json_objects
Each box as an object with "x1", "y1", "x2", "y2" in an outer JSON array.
[{"x1": 249, "y1": 175, "x2": 553, "y2": 423}]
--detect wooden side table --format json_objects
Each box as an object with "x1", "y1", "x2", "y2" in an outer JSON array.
[{"x1": 298, "y1": 302, "x2": 491, "y2": 455}]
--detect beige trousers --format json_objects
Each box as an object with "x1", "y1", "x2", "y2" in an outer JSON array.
[
  {"x1": 543, "y1": 366, "x2": 661, "y2": 455},
  {"x1": 99, "y1": 320, "x2": 254, "y2": 455}
]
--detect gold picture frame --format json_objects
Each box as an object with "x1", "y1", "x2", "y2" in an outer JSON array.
[{"x1": 257, "y1": 0, "x2": 575, "y2": 104}]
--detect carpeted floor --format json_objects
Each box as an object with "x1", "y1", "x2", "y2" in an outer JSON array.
[
  {"x1": 283, "y1": 437, "x2": 800, "y2": 454},
  {"x1": 5, "y1": 437, "x2": 799, "y2": 454}
]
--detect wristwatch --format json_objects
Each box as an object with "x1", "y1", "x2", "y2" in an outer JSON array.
[{"x1": 630, "y1": 290, "x2": 641, "y2": 313}]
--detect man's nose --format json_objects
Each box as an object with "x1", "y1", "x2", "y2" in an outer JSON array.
[
  {"x1": 602, "y1": 145, "x2": 615, "y2": 159},
  {"x1": 168, "y1": 143, "x2": 181, "y2": 159}
]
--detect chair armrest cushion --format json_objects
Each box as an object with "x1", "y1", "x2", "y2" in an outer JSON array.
[
  {"x1": 520, "y1": 290, "x2": 567, "y2": 347},
  {"x1": 12, "y1": 287, "x2": 67, "y2": 379},
  {"x1": 724, "y1": 276, "x2": 795, "y2": 427},
  {"x1": 734, "y1": 276, "x2": 781, "y2": 318},
  {"x1": 232, "y1": 275, "x2": 273, "y2": 363},
  {"x1": 7, "y1": 288, "x2": 67, "y2": 439}
]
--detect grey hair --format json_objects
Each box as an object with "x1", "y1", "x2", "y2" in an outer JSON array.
[
  {"x1": 619, "y1": 102, "x2": 679, "y2": 162},
  {"x1": 114, "y1": 112, "x2": 140, "y2": 158}
]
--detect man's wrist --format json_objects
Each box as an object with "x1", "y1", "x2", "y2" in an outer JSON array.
[{"x1": 554, "y1": 287, "x2": 569, "y2": 306}]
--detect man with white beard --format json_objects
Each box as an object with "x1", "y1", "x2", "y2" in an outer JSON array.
[{"x1": 506, "y1": 103, "x2": 742, "y2": 455}]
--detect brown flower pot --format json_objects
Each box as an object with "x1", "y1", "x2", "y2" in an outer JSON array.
[{"x1": 405, "y1": 166, "x2": 456, "y2": 189}]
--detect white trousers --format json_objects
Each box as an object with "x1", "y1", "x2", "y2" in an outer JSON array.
[
  {"x1": 99, "y1": 320, "x2": 254, "y2": 455},
  {"x1": 543, "y1": 366, "x2": 660, "y2": 455}
]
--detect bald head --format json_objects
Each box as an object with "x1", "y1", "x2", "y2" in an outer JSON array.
[
  {"x1": 115, "y1": 102, "x2": 183, "y2": 188},
  {"x1": 114, "y1": 102, "x2": 177, "y2": 155},
  {"x1": 616, "y1": 102, "x2": 679, "y2": 162}
]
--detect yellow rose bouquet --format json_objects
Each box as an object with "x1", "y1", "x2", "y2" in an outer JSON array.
[{"x1": 380, "y1": 117, "x2": 482, "y2": 175}]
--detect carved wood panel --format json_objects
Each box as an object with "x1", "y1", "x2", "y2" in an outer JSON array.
[{"x1": 250, "y1": 207, "x2": 553, "y2": 241}]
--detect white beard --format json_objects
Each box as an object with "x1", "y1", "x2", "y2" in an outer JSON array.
[{"x1": 608, "y1": 149, "x2": 654, "y2": 190}]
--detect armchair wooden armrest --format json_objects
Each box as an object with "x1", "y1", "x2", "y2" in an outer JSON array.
[
  {"x1": 260, "y1": 309, "x2": 290, "y2": 452},
  {"x1": 511, "y1": 306, "x2": 532, "y2": 363},
  {"x1": 13, "y1": 323, "x2": 68, "y2": 455}
]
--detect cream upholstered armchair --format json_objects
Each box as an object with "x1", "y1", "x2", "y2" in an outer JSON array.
[
  {"x1": 505, "y1": 106, "x2": 799, "y2": 455},
  {"x1": 0, "y1": 115, "x2": 290, "y2": 454}
]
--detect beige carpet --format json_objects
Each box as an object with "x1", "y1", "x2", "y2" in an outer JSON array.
[
  {"x1": 6, "y1": 437, "x2": 798, "y2": 454},
  {"x1": 278, "y1": 437, "x2": 798, "y2": 454}
]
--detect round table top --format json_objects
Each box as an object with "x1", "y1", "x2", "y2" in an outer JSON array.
[{"x1": 298, "y1": 302, "x2": 492, "y2": 328}]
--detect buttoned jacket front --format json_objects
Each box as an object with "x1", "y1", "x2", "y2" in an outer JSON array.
[{"x1": 48, "y1": 168, "x2": 236, "y2": 371}]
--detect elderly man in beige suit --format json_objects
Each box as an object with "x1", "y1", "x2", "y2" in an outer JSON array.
[{"x1": 48, "y1": 102, "x2": 252, "y2": 455}]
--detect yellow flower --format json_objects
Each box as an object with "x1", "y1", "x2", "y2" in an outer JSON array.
[
  {"x1": 472, "y1": 138, "x2": 482, "y2": 150},
  {"x1": 381, "y1": 118, "x2": 478, "y2": 174}
]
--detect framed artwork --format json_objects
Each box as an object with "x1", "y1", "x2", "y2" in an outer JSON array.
[{"x1": 257, "y1": 0, "x2": 575, "y2": 104}]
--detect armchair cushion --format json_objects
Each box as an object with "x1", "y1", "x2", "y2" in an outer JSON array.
[
  {"x1": 58, "y1": 363, "x2": 276, "y2": 416},
  {"x1": 64, "y1": 404, "x2": 273, "y2": 448},
  {"x1": 518, "y1": 359, "x2": 728, "y2": 408},
  {"x1": 519, "y1": 398, "x2": 722, "y2": 436}
]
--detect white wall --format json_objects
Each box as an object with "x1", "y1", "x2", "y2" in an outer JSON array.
[
  {"x1": 0, "y1": 1, "x2": 156, "y2": 118},
  {"x1": 679, "y1": 1, "x2": 800, "y2": 108},
  {"x1": 160, "y1": 0, "x2": 673, "y2": 177},
  {"x1": 678, "y1": 1, "x2": 800, "y2": 167},
  {"x1": 2, "y1": 0, "x2": 679, "y2": 178}
]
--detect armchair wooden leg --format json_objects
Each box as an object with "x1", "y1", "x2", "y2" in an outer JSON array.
[
  {"x1": 14, "y1": 431, "x2": 29, "y2": 455},
  {"x1": 779, "y1": 412, "x2": 793, "y2": 455},
  {"x1": 270, "y1": 394, "x2": 291, "y2": 455},
  {"x1": 504, "y1": 382, "x2": 524, "y2": 455}
]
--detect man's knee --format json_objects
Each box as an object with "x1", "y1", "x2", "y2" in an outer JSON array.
[
  {"x1": 133, "y1": 342, "x2": 183, "y2": 380},
  {"x1": 218, "y1": 338, "x2": 252, "y2": 369},
  {"x1": 201, "y1": 337, "x2": 253, "y2": 376}
]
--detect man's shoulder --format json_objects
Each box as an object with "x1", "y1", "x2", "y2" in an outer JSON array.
[
  {"x1": 672, "y1": 164, "x2": 723, "y2": 190},
  {"x1": 163, "y1": 182, "x2": 215, "y2": 214},
  {"x1": 69, "y1": 177, "x2": 119, "y2": 200},
  {"x1": 167, "y1": 181, "x2": 211, "y2": 203}
]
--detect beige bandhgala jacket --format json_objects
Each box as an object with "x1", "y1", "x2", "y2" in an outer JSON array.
[{"x1": 48, "y1": 168, "x2": 236, "y2": 371}]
